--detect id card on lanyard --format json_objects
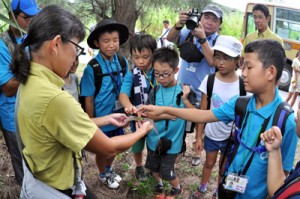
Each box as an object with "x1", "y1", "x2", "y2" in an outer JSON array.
[{"x1": 103, "y1": 56, "x2": 123, "y2": 112}]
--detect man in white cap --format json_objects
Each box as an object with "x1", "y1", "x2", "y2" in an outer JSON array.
[
  {"x1": 0, "y1": 0, "x2": 39, "y2": 185},
  {"x1": 167, "y1": 4, "x2": 223, "y2": 167}
]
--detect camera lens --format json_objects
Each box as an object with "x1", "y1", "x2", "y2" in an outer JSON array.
[{"x1": 186, "y1": 16, "x2": 198, "y2": 30}]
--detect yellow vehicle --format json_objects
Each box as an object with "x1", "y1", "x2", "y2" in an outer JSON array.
[{"x1": 241, "y1": 2, "x2": 300, "y2": 91}]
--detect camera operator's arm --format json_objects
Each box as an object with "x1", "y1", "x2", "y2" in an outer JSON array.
[
  {"x1": 192, "y1": 22, "x2": 214, "y2": 66},
  {"x1": 167, "y1": 11, "x2": 188, "y2": 42}
]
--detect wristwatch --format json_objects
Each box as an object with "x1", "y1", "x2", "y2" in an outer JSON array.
[
  {"x1": 199, "y1": 37, "x2": 207, "y2": 44},
  {"x1": 174, "y1": 23, "x2": 184, "y2": 31}
]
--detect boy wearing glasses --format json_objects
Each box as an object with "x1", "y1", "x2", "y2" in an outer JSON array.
[
  {"x1": 145, "y1": 47, "x2": 197, "y2": 199},
  {"x1": 139, "y1": 40, "x2": 298, "y2": 199},
  {"x1": 191, "y1": 35, "x2": 245, "y2": 199},
  {"x1": 80, "y1": 19, "x2": 129, "y2": 189},
  {"x1": 119, "y1": 33, "x2": 157, "y2": 182},
  {"x1": 0, "y1": 0, "x2": 39, "y2": 185}
]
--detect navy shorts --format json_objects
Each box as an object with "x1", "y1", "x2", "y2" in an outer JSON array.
[
  {"x1": 103, "y1": 128, "x2": 124, "y2": 138},
  {"x1": 145, "y1": 149, "x2": 178, "y2": 181},
  {"x1": 204, "y1": 135, "x2": 229, "y2": 154}
]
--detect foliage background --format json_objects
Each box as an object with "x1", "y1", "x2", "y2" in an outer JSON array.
[{"x1": 0, "y1": 0, "x2": 243, "y2": 42}]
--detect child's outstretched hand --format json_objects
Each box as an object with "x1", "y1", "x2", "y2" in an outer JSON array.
[
  {"x1": 109, "y1": 113, "x2": 129, "y2": 127},
  {"x1": 136, "y1": 121, "x2": 153, "y2": 136},
  {"x1": 138, "y1": 104, "x2": 163, "y2": 118},
  {"x1": 260, "y1": 126, "x2": 282, "y2": 152}
]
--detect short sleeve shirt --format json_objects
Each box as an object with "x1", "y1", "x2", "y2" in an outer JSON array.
[
  {"x1": 212, "y1": 88, "x2": 297, "y2": 198},
  {"x1": 242, "y1": 28, "x2": 283, "y2": 56},
  {"x1": 0, "y1": 36, "x2": 22, "y2": 132},
  {"x1": 80, "y1": 52, "x2": 128, "y2": 132},
  {"x1": 177, "y1": 28, "x2": 218, "y2": 100},
  {"x1": 18, "y1": 62, "x2": 97, "y2": 190}
]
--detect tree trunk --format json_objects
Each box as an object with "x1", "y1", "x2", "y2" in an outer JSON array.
[{"x1": 112, "y1": 0, "x2": 138, "y2": 62}]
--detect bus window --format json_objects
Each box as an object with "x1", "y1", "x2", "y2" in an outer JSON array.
[
  {"x1": 246, "y1": 13, "x2": 255, "y2": 37},
  {"x1": 275, "y1": 8, "x2": 300, "y2": 41}
]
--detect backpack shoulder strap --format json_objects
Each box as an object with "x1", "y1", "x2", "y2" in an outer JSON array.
[
  {"x1": 239, "y1": 76, "x2": 247, "y2": 96},
  {"x1": 117, "y1": 54, "x2": 127, "y2": 76},
  {"x1": 235, "y1": 96, "x2": 251, "y2": 128},
  {"x1": 272, "y1": 102, "x2": 294, "y2": 136},
  {"x1": 88, "y1": 58, "x2": 103, "y2": 97},
  {"x1": 149, "y1": 85, "x2": 160, "y2": 105},
  {"x1": 206, "y1": 73, "x2": 216, "y2": 109}
]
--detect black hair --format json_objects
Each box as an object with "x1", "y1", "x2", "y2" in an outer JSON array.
[
  {"x1": 11, "y1": 5, "x2": 86, "y2": 84},
  {"x1": 244, "y1": 39, "x2": 285, "y2": 82},
  {"x1": 152, "y1": 47, "x2": 179, "y2": 69},
  {"x1": 163, "y1": 20, "x2": 169, "y2": 24},
  {"x1": 129, "y1": 33, "x2": 157, "y2": 55},
  {"x1": 253, "y1": 4, "x2": 270, "y2": 18}
]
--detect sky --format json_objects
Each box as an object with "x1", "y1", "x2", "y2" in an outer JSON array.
[{"x1": 212, "y1": 0, "x2": 300, "y2": 11}]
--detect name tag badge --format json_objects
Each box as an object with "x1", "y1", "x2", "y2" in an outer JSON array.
[
  {"x1": 186, "y1": 65, "x2": 196, "y2": 73},
  {"x1": 225, "y1": 173, "x2": 249, "y2": 194}
]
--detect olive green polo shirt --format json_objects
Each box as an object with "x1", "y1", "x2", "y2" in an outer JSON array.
[
  {"x1": 18, "y1": 62, "x2": 97, "y2": 190},
  {"x1": 242, "y1": 27, "x2": 283, "y2": 56}
]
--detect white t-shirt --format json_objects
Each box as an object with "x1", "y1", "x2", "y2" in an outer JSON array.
[
  {"x1": 157, "y1": 28, "x2": 173, "y2": 48},
  {"x1": 63, "y1": 74, "x2": 79, "y2": 101},
  {"x1": 199, "y1": 75, "x2": 240, "y2": 141}
]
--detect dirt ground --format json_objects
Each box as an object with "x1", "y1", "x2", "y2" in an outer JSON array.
[{"x1": 0, "y1": 131, "x2": 300, "y2": 199}]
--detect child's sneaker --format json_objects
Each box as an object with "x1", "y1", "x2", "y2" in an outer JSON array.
[
  {"x1": 191, "y1": 157, "x2": 202, "y2": 166},
  {"x1": 154, "y1": 183, "x2": 164, "y2": 193},
  {"x1": 107, "y1": 170, "x2": 122, "y2": 183},
  {"x1": 165, "y1": 186, "x2": 184, "y2": 199},
  {"x1": 135, "y1": 166, "x2": 147, "y2": 182},
  {"x1": 99, "y1": 174, "x2": 119, "y2": 189},
  {"x1": 190, "y1": 186, "x2": 206, "y2": 199}
]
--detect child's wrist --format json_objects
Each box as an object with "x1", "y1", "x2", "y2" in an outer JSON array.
[{"x1": 268, "y1": 148, "x2": 281, "y2": 155}]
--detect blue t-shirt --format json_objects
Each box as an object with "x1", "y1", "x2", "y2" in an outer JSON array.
[
  {"x1": 212, "y1": 88, "x2": 298, "y2": 199},
  {"x1": 177, "y1": 28, "x2": 218, "y2": 100},
  {"x1": 147, "y1": 82, "x2": 186, "y2": 154},
  {"x1": 80, "y1": 52, "x2": 128, "y2": 132},
  {"x1": 0, "y1": 36, "x2": 22, "y2": 132}
]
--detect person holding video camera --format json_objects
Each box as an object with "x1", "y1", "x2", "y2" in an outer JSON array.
[{"x1": 167, "y1": 4, "x2": 223, "y2": 167}]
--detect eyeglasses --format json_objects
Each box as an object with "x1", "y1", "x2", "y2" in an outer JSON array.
[
  {"x1": 67, "y1": 40, "x2": 85, "y2": 58},
  {"x1": 154, "y1": 71, "x2": 173, "y2": 78},
  {"x1": 213, "y1": 56, "x2": 235, "y2": 62},
  {"x1": 18, "y1": 14, "x2": 32, "y2": 22}
]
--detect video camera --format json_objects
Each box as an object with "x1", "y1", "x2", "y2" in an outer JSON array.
[{"x1": 186, "y1": 8, "x2": 201, "y2": 30}]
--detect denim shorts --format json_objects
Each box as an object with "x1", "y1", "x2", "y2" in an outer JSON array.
[
  {"x1": 103, "y1": 128, "x2": 124, "y2": 138},
  {"x1": 145, "y1": 149, "x2": 178, "y2": 181},
  {"x1": 204, "y1": 135, "x2": 229, "y2": 154}
]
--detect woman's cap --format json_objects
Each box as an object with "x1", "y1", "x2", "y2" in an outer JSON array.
[
  {"x1": 11, "y1": 0, "x2": 40, "y2": 16},
  {"x1": 212, "y1": 35, "x2": 243, "y2": 57},
  {"x1": 87, "y1": 18, "x2": 129, "y2": 49}
]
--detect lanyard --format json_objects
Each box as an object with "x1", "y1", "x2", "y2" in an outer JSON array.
[
  {"x1": 142, "y1": 70, "x2": 157, "y2": 89},
  {"x1": 102, "y1": 56, "x2": 121, "y2": 95},
  {"x1": 235, "y1": 112, "x2": 270, "y2": 174},
  {"x1": 161, "y1": 83, "x2": 177, "y2": 131}
]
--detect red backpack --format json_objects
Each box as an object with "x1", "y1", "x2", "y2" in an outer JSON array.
[{"x1": 272, "y1": 161, "x2": 300, "y2": 199}]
